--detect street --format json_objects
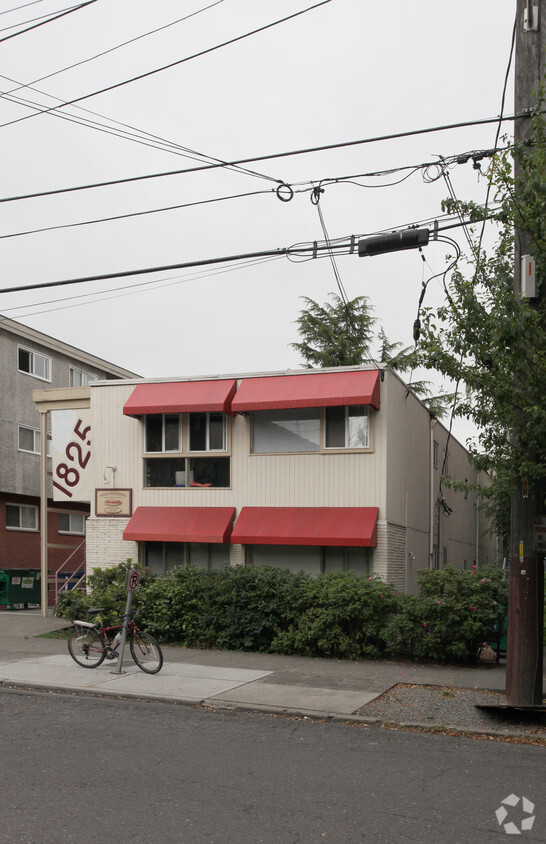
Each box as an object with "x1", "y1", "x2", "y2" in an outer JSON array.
[{"x1": 0, "y1": 688, "x2": 543, "y2": 843}]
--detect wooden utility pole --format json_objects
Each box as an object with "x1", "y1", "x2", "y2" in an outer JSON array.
[{"x1": 505, "y1": 0, "x2": 545, "y2": 706}]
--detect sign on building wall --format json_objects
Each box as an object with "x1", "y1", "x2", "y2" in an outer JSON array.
[
  {"x1": 51, "y1": 409, "x2": 92, "y2": 502},
  {"x1": 95, "y1": 489, "x2": 132, "y2": 517}
]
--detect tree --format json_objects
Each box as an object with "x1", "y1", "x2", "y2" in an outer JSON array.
[
  {"x1": 376, "y1": 327, "x2": 454, "y2": 420},
  {"x1": 291, "y1": 293, "x2": 375, "y2": 367},
  {"x1": 413, "y1": 111, "x2": 546, "y2": 543}
]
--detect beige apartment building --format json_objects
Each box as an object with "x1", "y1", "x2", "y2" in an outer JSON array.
[{"x1": 35, "y1": 365, "x2": 498, "y2": 594}]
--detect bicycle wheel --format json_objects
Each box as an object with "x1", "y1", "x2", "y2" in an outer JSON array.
[
  {"x1": 130, "y1": 631, "x2": 163, "y2": 674},
  {"x1": 68, "y1": 626, "x2": 106, "y2": 668}
]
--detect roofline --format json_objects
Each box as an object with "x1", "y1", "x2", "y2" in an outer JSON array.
[{"x1": 0, "y1": 313, "x2": 140, "y2": 379}]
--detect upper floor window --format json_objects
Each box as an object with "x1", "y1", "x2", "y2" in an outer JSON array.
[
  {"x1": 143, "y1": 412, "x2": 229, "y2": 488},
  {"x1": 251, "y1": 406, "x2": 370, "y2": 454},
  {"x1": 325, "y1": 406, "x2": 369, "y2": 449},
  {"x1": 58, "y1": 513, "x2": 86, "y2": 535},
  {"x1": 69, "y1": 366, "x2": 98, "y2": 387},
  {"x1": 6, "y1": 503, "x2": 39, "y2": 531},
  {"x1": 18, "y1": 425, "x2": 51, "y2": 456},
  {"x1": 18, "y1": 346, "x2": 51, "y2": 381},
  {"x1": 252, "y1": 408, "x2": 320, "y2": 454},
  {"x1": 145, "y1": 414, "x2": 181, "y2": 452},
  {"x1": 433, "y1": 440, "x2": 439, "y2": 468},
  {"x1": 189, "y1": 412, "x2": 226, "y2": 452}
]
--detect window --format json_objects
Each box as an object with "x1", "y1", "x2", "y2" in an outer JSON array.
[
  {"x1": 145, "y1": 415, "x2": 181, "y2": 452},
  {"x1": 251, "y1": 406, "x2": 371, "y2": 454},
  {"x1": 325, "y1": 406, "x2": 369, "y2": 449},
  {"x1": 69, "y1": 367, "x2": 98, "y2": 387},
  {"x1": 143, "y1": 413, "x2": 230, "y2": 488},
  {"x1": 252, "y1": 408, "x2": 321, "y2": 454},
  {"x1": 433, "y1": 440, "x2": 439, "y2": 468},
  {"x1": 145, "y1": 456, "x2": 230, "y2": 488},
  {"x1": 18, "y1": 425, "x2": 51, "y2": 457},
  {"x1": 58, "y1": 513, "x2": 86, "y2": 535},
  {"x1": 189, "y1": 412, "x2": 226, "y2": 451},
  {"x1": 6, "y1": 504, "x2": 39, "y2": 531},
  {"x1": 248, "y1": 545, "x2": 371, "y2": 576},
  {"x1": 144, "y1": 541, "x2": 229, "y2": 574},
  {"x1": 18, "y1": 346, "x2": 51, "y2": 381}
]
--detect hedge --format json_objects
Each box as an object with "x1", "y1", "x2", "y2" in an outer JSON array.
[{"x1": 55, "y1": 561, "x2": 509, "y2": 664}]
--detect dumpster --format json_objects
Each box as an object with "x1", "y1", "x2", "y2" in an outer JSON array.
[{"x1": 0, "y1": 569, "x2": 41, "y2": 609}]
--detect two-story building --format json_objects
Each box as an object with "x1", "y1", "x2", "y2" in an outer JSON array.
[
  {"x1": 0, "y1": 314, "x2": 138, "y2": 602},
  {"x1": 35, "y1": 364, "x2": 498, "y2": 597}
]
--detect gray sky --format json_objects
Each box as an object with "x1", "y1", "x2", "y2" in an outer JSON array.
[{"x1": 0, "y1": 0, "x2": 516, "y2": 442}]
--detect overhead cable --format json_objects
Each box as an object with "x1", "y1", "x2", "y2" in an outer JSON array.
[{"x1": 0, "y1": 112, "x2": 530, "y2": 205}]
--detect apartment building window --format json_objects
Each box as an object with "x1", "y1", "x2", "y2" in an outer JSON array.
[
  {"x1": 252, "y1": 408, "x2": 320, "y2": 454},
  {"x1": 6, "y1": 504, "x2": 39, "y2": 531},
  {"x1": 325, "y1": 406, "x2": 369, "y2": 449},
  {"x1": 144, "y1": 413, "x2": 229, "y2": 488},
  {"x1": 251, "y1": 406, "x2": 370, "y2": 454},
  {"x1": 18, "y1": 346, "x2": 51, "y2": 381},
  {"x1": 433, "y1": 441, "x2": 439, "y2": 468},
  {"x1": 145, "y1": 414, "x2": 181, "y2": 452},
  {"x1": 69, "y1": 366, "x2": 98, "y2": 387},
  {"x1": 189, "y1": 412, "x2": 226, "y2": 451},
  {"x1": 58, "y1": 513, "x2": 86, "y2": 535},
  {"x1": 18, "y1": 425, "x2": 51, "y2": 457},
  {"x1": 144, "y1": 541, "x2": 229, "y2": 573}
]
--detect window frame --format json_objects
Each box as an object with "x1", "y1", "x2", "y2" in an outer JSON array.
[
  {"x1": 324, "y1": 405, "x2": 370, "y2": 450},
  {"x1": 143, "y1": 412, "x2": 231, "y2": 489},
  {"x1": 58, "y1": 512, "x2": 86, "y2": 535},
  {"x1": 69, "y1": 366, "x2": 98, "y2": 387},
  {"x1": 17, "y1": 345, "x2": 51, "y2": 382},
  {"x1": 188, "y1": 412, "x2": 227, "y2": 453},
  {"x1": 6, "y1": 503, "x2": 39, "y2": 532},
  {"x1": 17, "y1": 424, "x2": 51, "y2": 457},
  {"x1": 250, "y1": 406, "x2": 373, "y2": 455}
]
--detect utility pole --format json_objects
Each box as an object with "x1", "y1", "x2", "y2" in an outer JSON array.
[{"x1": 505, "y1": 0, "x2": 545, "y2": 707}]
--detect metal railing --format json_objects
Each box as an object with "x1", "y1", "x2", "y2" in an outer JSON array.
[{"x1": 54, "y1": 539, "x2": 86, "y2": 600}]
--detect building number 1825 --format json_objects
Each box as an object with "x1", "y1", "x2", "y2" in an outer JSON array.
[{"x1": 53, "y1": 418, "x2": 91, "y2": 499}]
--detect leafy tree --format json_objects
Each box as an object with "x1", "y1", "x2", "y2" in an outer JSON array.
[
  {"x1": 291, "y1": 292, "x2": 375, "y2": 367},
  {"x1": 413, "y1": 111, "x2": 546, "y2": 544}
]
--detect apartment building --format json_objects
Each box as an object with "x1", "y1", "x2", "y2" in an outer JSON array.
[
  {"x1": 0, "y1": 315, "x2": 138, "y2": 595},
  {"x1": 35, "y1": 365, "x2": 498, "y2": 594}
]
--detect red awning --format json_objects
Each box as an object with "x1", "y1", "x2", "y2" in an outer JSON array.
[
  {"x1": 123, "y1": 379, "x2": 237, "y2": 417},
  {"x1": 231, "y1": 370, "x2": 380, "y2": 412},
  {"x1": 231, "y1": 507, "x2": 379, "y2": 547},
  {"x1": 123, "y1": 507, "x2": 236, "y2": 543}
]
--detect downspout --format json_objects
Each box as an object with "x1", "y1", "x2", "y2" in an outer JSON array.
[{"x1": 39, "y1": 409, "x2": 48, "y2": 617}]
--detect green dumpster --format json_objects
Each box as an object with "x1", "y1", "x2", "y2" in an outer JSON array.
[{"x1": 0, "y1": 569, "x2": 41, "y2": 610}]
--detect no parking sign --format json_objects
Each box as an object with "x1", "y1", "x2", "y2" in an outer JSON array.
[{"x1": 125, "y1": 569, "x2": 141, "y2": 592}]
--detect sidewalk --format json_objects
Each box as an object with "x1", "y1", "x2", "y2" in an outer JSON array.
[{"x1": 0, "y1": 609, "x2": 544, "y2": 740}]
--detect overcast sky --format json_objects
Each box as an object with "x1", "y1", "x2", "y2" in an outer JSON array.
[{"x1": 0, "y1": 0, "x2": 516, "y2": 442}]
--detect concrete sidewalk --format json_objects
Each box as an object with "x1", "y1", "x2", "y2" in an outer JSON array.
[{"x1": 0, "y1": 609, "x2": 544, "y2": 737}]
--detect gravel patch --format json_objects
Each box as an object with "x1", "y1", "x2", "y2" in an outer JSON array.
[{"x1": 357, "y1": 684, "x2": 546, "y2": 739}]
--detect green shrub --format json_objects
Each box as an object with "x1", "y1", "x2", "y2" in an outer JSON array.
[
  {"x1": 54, "y1": 559, "x2": 509, "y2": 664},
  {"x1": 273, "y1": 573, "x2": 400, "y2": 659},
  {"x1": 385, "y1": 565, "x2": 507, "y2": 663}
]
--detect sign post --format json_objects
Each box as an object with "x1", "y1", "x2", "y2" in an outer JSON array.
[{"x1": 112, "y1": 569, "x2": 141, "y2": 675}]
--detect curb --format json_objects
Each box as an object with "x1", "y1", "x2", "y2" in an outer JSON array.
[{"x1": 2, "y1": 679, "x2": 543, "y2": 742}]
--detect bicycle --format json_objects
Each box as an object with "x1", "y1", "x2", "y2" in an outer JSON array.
[{"x1": 68, "y1": 606, "x2": 163, "y2": 674}]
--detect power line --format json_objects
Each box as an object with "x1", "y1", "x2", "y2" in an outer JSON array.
[
  {"x1": 0, "y1": 0, "x2": 96, "y2": 43},
  {"x1": 0, "y1": 111, "x2": 531, "y2": 206},
  {"x1": 10, "y1": 1, "x2": 333, "y2": 112},
  {"x1": 0, "y1": 188, "x2": 273, "y2": 240}
]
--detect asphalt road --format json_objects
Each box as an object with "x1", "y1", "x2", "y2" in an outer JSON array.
[{"x1": 1, "y1": 688, "x2": 543, "y2": 844}]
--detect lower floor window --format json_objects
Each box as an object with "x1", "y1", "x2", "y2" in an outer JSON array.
[
  {"x1": 6, "y1": 503, "x2": 39, "y2": 531},
  {"x1": 247, "y1": 545, "x2": 371, "y2": 576},
  {"x1": 144, "y1": 457, "x2": 230, "y2": 488},
  {"x1": 144, "y1": 541, "x2": 230, "y2": 574}
]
